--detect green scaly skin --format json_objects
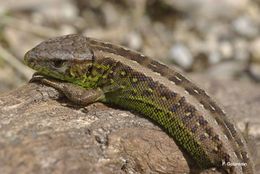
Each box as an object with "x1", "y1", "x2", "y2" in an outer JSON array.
[{"x1": 24, "y1": 34, "x2": 255, "y2": 174}]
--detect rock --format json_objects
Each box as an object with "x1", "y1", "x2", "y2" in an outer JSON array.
[
  {"x1": 59, "y1": 25, "x2": 77, "y2": 35},
  {"x1": 1, "y1": 75, "x2": 259, "y2": 173},
  {"x1": 247, "y1": 38, "x2": 260, "y2": 81},
  {"x1": 169, "y1": 43, "x2": 193, "y2": 69},
  {"x1": 162, "y1": 0, "x2": 249, "y2": 19},
  {"x1": 219, "y1": 41, "x2": 233, "y2": 60},
  {"x1": 250, "y1": 38, "x2": 260, "y2": 62},
  {"x1": 0, "y1": 0, "x2": 69, "y2": 11},
  {"x1": 208, "y1": 50, "x2": 221, "y2": 65},
  {"x1": 247, "y1": 63, "x2": 260, "y2": 82},
  {"x1": 207, "y1": 61, "x2": 246, "y2": 79},
  {"x1": 234, "y1": 39, "x2": 250, "y2": 61},
  {"x1": 124, "y1": 31, "x2": 143, "y2": 51},
  {"x1": 0, "y1": 83, "x2": 194, "y2": 174},
  {"x1": 232, "y1": 16, "x2": 259, "y2": 38},
  {"x1": 37, "y1": 1, "x2": 78, "y2": 22}
]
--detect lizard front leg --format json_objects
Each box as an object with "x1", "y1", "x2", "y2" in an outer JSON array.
[{"x1": 30, "y1": 74, "x2": 105, "y2": 106}]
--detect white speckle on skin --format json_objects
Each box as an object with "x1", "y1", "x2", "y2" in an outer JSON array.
[
  {"x1": 153, "y1": 72, "x2": 162, "y2": 76},
  {"x1": 205, "y1": 91, "x2": 211, "y2": 97},
  {"x1": 210, "y1": 104, "x2": 216, "y2": 111},
  {"x1": 130, "y1": 60, "x2": 139, "y2": 65},
  {"x1": 158, "y1": 61, "x2": 167, "y2": 66},
  {"x1": 199, "y1": 103, "x2": 205, "y2": 109},
  {"x1": 175, "y1": 75, "x2": 182, "y2": 82},
  {"x1": 214, "y1": 146, "x2": 219, "y2": 151},
  {"x1": 233, "y1": 152, "x2": 238, "y2": 158},
  {"x1": 184, "y1": 90, "x2": 190, "y2": 95},
  {"x1": 223, "y1": 134, "x2": 229, "y2": 140},
  {"x1": 170, "y1": 81, "x2": 176, "y2": 85},
  {"x1": 204, "y1": 132, "x2": 209, "y2": 137},
  {"x1": 121, "y1": 47, "x2": 129, "y2": 51},
  {"x1": 185, "y1": 112, "x2": 191, "y2": 116},
  {"x1": 193, "y1": 89, "x2": 199, "y2": 94}
]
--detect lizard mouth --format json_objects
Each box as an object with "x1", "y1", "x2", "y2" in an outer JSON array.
[
  {"x1": 29, "y1": 72, "x2": 68, "y2": 84},
  {"x1": 24, "y1": 50, "x2": 71, "y2": 81}
]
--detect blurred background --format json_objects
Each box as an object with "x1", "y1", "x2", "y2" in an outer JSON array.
[{"x1": 0, "y1": 0, "x2": 260, "y2": 93}]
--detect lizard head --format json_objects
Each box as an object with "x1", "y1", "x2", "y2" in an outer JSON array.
[{"x1": 24, "y1": 34, "x2": 94, "y2": 84}]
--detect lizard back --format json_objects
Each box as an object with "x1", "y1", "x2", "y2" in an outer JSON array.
[
  {"x1": 88, "y1": 37, "x2": 254, "y2": 174},
  {"x1": 24, "y1": 34, "x2": 255, "y2": 173}
]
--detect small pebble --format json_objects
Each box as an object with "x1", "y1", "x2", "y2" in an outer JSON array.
[
  {"x1": 169, "y1": 43, "x2": 193, "y2": 69},
  {"x1": 232, "y1": 16, "x2": 259, "y2": 38},
  {"x1": 250, "y1": 38, "x2": 260, "y2": 62}
]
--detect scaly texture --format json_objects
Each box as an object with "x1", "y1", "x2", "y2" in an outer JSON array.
[{"x1": 24, "y1": 34, "x2": 254, "y2": 173}]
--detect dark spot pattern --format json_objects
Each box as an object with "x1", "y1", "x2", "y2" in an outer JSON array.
[
  {"x1": 185, "y1": 106, "x2": 196, "y2": 114},
  {"x1": 191, "y1": 125, "x2": 198, "y2": 133},
  {"x1": 198, "y1": 116, "x2": 208, "y2": 126},
  {"x1": 147, "y1": 81, "x2": 157, "y2": 89},
  {"x1": 29, "y1": 35, "x2": 249, "y2": 173},
  {"x1": 90, "y1": 40, "x2": 148, "y2": 64},
  {"x1": 130, "y1": 90, "x2": 137, "y2": 96},
  {"x1": 225, "y1": 121, "x2": 237, "y2": 136},
  {"x1": 199, "y1": 134, "x2": 207, "y2": 141},
  {"x1": 205, "y1": 128, "x2": 214, "y2": 137},
  {"x1": 169, "y1": 75, "x2": 183, "y2": 85},
  {"x1": 181, "y1": 112, "x2": 193, "y2": 122},
  {"x1": 147, "y1": 60, "x2": 168, "y2": 75},
  {"x1": 131, "y1": 71, "x2": 150, "y2": 82},
  {"x1": 217, "y1": 144, "x2": 223, "y2": 151},
  {"x1": 87, "y1": 36, "x2": 252, "y2": 173},
  {"x1": 170, "y1": 104, "x2": 179, "y2": 113},
  {"x1": 236, "y1": 139, "x2": 244, "y2": 146},
  {"x1": 223, "y1": 153, "x2": 231, "y2": 162},
  {"x1": 212, "y1": 135, "x2": 220, "y2": 142},
  {"x1": 142, "y1": 89, "x2": 153, "y2": 97},
  {"x1": 185, "y1": 87, "x2": 199, "y2": 95},
  {"x1": 170, "y1": 97, "x2": 185, "y2": 112},
  {"x1": 95, "y1": 66, "x2": 105, "y2": 75},
  {"x1": 160, "y1": 89, "x2": 177, "y2": 100}
]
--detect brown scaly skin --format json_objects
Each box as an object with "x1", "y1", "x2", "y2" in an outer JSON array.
[{"x1": 24, "y1": 34, "x2": 255, "y2": 173}]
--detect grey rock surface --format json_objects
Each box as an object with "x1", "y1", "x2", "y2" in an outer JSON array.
[{"x1": 0, "y1": 75, "x2": 259, "y2": 174}]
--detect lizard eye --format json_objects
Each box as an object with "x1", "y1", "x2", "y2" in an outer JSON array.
[{"x1": 52, "y1": 60, "x2": 66, "y2": 68}]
